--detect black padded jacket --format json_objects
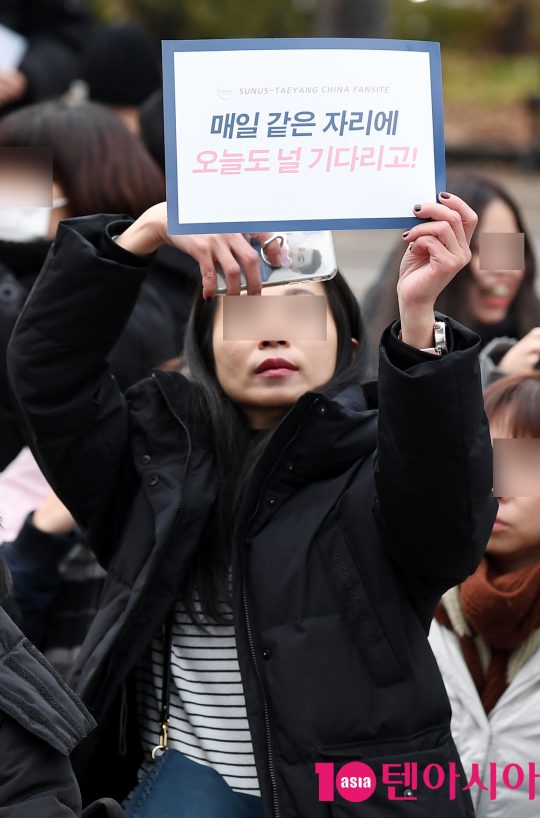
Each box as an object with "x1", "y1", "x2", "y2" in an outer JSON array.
[{"x1": 7, "y1": 214, "x2": 497, "y2": 818}]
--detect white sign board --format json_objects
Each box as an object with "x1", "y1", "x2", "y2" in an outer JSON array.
[{"x1": 162, "y1": 38, "x2": 445, "y2": 234}]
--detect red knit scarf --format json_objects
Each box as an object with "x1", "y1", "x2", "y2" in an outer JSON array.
[{"x1": 435, "y1": 556, "x2": 540, "y2": 714}]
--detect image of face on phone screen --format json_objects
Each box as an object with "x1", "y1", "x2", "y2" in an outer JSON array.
[{"x1": 215, "y1": 231, "x2": 337, "y2": 293}]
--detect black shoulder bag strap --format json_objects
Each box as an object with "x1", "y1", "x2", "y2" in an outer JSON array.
[{"x1": 82, "y1": 612, "x2": 175, "y2": 818}]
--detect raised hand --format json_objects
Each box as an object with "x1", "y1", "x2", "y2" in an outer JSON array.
[
  {"x1": 499, "y1": 328, "x2": 540, "y2": 375},
  {"x1": 397, "y1": 192, "x2": 478, "y2": 349},
  {"x1": 114, "y1": 202, "x2": 280, "y2": 298}
]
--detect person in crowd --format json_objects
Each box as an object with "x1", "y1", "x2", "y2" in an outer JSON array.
[
  {"x1": 0, "y1": 447, "x2": 51, "y2": 542},
  {"x1": 0, "y1": 99, "x2": 199, "y2": 469},
  {"x1": 480, "y1": 329, "x2": 540, "y2": 387},
  {"x1": 0, "y1": 554, "x2": 95, "y2": 816},
  {"x1": 7, "y1": 192, "x2": 496, "y2": 817},
  {"x1": 1, "y1": 487, "x2": 106, "y2": 680},
  {"x1": 362, "y1": 175, "x2": 540, "y2": 383},
  {"x1": 81, "y1": 24, "x2": 162, "y2": 135},
  {"x1": 1, "y1": 298, "x2": 191, "y2": 681},
  {"x1": 429, "y1": 372, "x2": 540, "y2": 816},
  {"x1": 0, "y1": 0, "x2": 91, "y2": 113},
  {"x1": 0, "y1": 100, "x2": 186, "y2": 689}
]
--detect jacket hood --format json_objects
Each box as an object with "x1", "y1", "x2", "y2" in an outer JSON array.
[{"x1": 128, "y1": 369, "x2": 379, "y2": 485}]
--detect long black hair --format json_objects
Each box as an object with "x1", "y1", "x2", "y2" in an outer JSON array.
[
  {"x1": 362, "y1": 174, "x2": 540, "y2": 356},
  {"x1": 0, "y1": 557, "x2": 11, "y2": 604},
  {"x1": 181, "y1": 271, "x2": 371, "y2": 627}
]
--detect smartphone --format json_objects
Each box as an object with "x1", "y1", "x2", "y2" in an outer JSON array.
[{"x1": 215, "y1": 230, "x2": 338, "y2": 294}]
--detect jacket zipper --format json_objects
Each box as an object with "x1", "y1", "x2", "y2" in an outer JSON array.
[
  {"x1": 240, "y1": 394, "x2": 321, "y2": 818},
  {"x1": 246, "y1": 394, "x2": 320, "y2": 526},
  {"x1": 101, "y1": 374, "x2": 192, "y2": 726},
  {"x1": 241, "y1": 562, "x2": 280, "y2": 818}
]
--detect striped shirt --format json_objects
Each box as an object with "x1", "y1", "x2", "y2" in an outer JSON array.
[{"x1": 135, "y1": 569, "x2": 261, "y2": 796}]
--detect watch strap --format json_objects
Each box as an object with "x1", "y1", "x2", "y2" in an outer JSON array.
[{"x1": 398, "y1": 319, "x2": 447, "y2": 356}]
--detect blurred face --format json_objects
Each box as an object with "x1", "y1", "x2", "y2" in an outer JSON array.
[
  {"x1": 0, "y1": 149, "x2": 69, "y2": 241},
  {"x1": 212, "y1": 281, "x2": 352, "y2": 429},
  {"x1": 468, "y1": 198, "x2": 525, "y2": 325},
  {"x1": 0, "y1": 175, "x2": 70, "y2": 243},
  {"x1": 0, "y1": 162, "x2": 48, "y2": 207},
  {"x1": 487, "y1": 416, "x2": 540, "y2": 571},
  {"x1": 290, "y1": 246, "x2": 317, "y2": 272}
]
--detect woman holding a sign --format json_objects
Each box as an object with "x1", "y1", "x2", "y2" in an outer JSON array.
[{"x1": 7, "y1": 191, "x2": 495, "y2": 818}]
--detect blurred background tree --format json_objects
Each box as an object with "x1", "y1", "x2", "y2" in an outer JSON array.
[
  {"x1": 89, "y1": 0, "x2": 540, "y2": 152},
  {"x1": 88, "y1": 0, "x2": 539, "y2": 54},
  {"x1": 90, "y1": 0, "x2": 312, "y2": 37},
  {"x1": 89, "y1": 0, "x2": 392, "y2": 38}
]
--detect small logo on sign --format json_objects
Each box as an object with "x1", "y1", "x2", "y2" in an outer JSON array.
[{"x1": 218, "y1": 86, "x2": 233, "y2": 100}]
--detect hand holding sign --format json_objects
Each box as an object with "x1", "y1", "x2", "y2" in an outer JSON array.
[
  {"x1": 166, "y1": 229, "x2": 282, "y2": 298},
  {"x1": 397, "y1": 192, "x2": 478, "y2": 348},
  {"x1": 115, "y1": 202, "x2": 281, "y2": 298}
]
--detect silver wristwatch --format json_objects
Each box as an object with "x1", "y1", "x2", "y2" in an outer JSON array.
[{"x1": 433, "y1": 320, "x2": 448, "y2": 355}]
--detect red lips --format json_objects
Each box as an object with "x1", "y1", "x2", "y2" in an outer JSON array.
[{"x1": 255, "y1": 357, "x2": 298, "y2": 374}]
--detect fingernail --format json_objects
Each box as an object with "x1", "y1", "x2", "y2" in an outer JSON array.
[
  {"x1": 402, "y1": 230, "x2": 410, "y2": 238},
  {"x1": 413, "y1": 204, "x2": 422, "y2": 212},
  {"x1": 439, "y1": 191, "x2": 451, "y2": 199}
]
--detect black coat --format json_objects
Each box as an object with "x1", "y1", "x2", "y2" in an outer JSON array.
[
  {"x1": 7, "y1": 215, "x2": 497, "y2": 818},
  {"x1": 0, "y1": 0, "x2": 91, "y2": 107},
  {"x1": 0, "y1": 605, "x2": 95, "y2": 816}
]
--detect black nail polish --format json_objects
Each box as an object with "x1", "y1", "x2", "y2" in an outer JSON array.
[
  {"x1": 402, "y1": 230, "x2": 410, "y2": 238},
  {"x1": 439, "y1": 191, "x2": 451, "y2": 199},
  {"x1": 414, "y1": 204, "x2": 422, "y2": 212}
]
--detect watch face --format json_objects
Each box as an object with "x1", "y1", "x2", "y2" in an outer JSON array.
[{"x1": 434, "y1": 321, "x2": 447, "y2": 353}]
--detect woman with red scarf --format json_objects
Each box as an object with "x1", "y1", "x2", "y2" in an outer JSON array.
[{"x1": 429, "y1": 372, "x2": 540, "y2": 818}]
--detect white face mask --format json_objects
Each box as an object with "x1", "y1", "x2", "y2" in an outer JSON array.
[{"x1": 0, "y1": 197, "x2": 69, "y2": 242}]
